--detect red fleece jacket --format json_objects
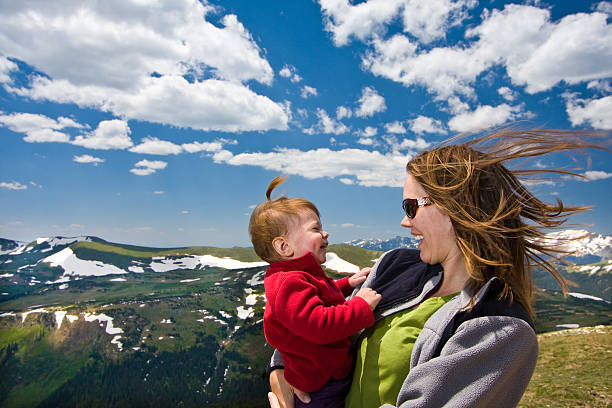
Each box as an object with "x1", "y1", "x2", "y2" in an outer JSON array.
[{"x1": 263, "y1": 252, "x2": 374, "y2": 392}]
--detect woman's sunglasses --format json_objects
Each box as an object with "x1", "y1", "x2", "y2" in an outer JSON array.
[{"x1": 402, "y1": 197, "x2": 432, "y2": 218}]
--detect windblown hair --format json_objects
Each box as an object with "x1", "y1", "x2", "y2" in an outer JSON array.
[
  {"x1": 248, "y1": 175, "x2": 320, "y2": 264},
  {"x1": 407, "y1": 130, "x2": 610, "y2": 319}
]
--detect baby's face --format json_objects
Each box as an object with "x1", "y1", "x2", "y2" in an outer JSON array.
[{"x1": 283, "y1": 210, "x2": 329, "y2": 264}]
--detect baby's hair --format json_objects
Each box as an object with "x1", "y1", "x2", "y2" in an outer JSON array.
[{"x1": 249, "y1": 175, "x2": 320, "y2": 263}]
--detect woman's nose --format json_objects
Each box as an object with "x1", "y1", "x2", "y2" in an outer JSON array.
[
  {"x1": 322, "y1": 230, "x2": 329, "y2": 239},
  {"x1": 400, "y1": 215, "x2": 412, "y2": 228}
]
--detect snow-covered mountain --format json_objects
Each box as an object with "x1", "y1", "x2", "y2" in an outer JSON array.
[
  {"x1": 347, "y1": 230, "x2": 612, "y2": 260},
  {"x1": 345, "y1": 235, "x2": 420, "y2": 252}
]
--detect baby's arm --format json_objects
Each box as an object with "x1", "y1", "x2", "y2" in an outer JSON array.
[
  {"x1": 336, "y1": 267, "x2": 371, "y2": 297},
  {"x1": 274, "y1": 276, "x2": 379, "y2": 344},
  {"x1": 349, "y1": 267, "x2": 371, "y2": 288}
]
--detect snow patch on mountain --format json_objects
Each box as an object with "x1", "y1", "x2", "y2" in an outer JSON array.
[
  {"x1": 149, "y1": 255, "x2": 266, "y2": 272},
  {"x1": 348, "y1": 230, "x2": 612, "y2": 259},
  {"x1": 43, "y1": 247, "x2": 127, "y2": 277},
  {"x1": 324, "y1": 252, "x2": 360, "y2": 273}
]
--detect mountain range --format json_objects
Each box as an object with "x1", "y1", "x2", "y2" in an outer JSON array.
[{"x1": 0, "y1": 232, "x2": 610, "y2": 407}]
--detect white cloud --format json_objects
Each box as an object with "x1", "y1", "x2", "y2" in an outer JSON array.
[
  {"x1": 341, "y1": 223, "x2": 355, "y2": 228},
  {"x1": 304, "y1": 108, "x2": 349, "y2": 135},
  {"x1": 0, "y1": 181, "x2": 27, "y2": 190},
  {"x1": 130, "y1": 159, "x2": 167, "y2": 176},
  {"x1": 181, "y1": 140, "x2": 226, "y2": 153},
  {"x1": 565, "y1": 95, "x2": 612, "y2": 130},
  {"x1": 0, "y1": 56, "x2": 18, "y2": 83},
  {"x1": 385, "y1": 121, "x2": 407, "y2": 134},
  {"x1": 319, "y1": 0, "x2": 475, "y2": 46},
  {"x1": 215, "y1": 147, "x2": 413, "y2": 187},
  {"x1": 0, "y1": 1, "x2": 289, "y2": 132},
  {"x1": 154, "y1": 191, "x2": 165, "y2": 195},
  {"x1": 583, "y1": 170, "x2": 612, "y2": 181},
  {"x1": 73, "y1": 154, "x2": 104, "y2": 166},
  {"x1": 339, "y1": 178, "x2": 355, "y2": 185},
  {"x1": 587, "y1": 80, "x2": 612, "y2": 94},
  {"x1": 361, "y1": 5, "x2": 612, "y2": 102},
  {"x1": 72, "y1": 119, "x2": 133, "y2": 150},
  {"x1": 448, "y1": 103, "x2": 526, "y2": 132},
  {"x1": 384, "y1": 135, "x2": 431, "y2": 151},
  {"x1": 357, "y1": 137, "x2": 376, "y2": 146},
  {"x1": 279, "y1": 64, "x2": 302, "y2": 83},
  {"x1": 357, "y1": 126, "x2": 378, "y2": 137},
  {"x1": 498, "y1": 86, "x2": 518, "y2": 102},
  {"x1": 336, "y1": 106, "x2": 352, "y2": 120},
  {"x1": 595, "y1": 2, "x2": 612, "y2": 15},
  {"x1": 355, "y1": 86, "x2": 386, "y2": 118},
  {"x1": 129, "y1": 137, "x2": 183, "y2": 155},
  {"x1": 301, "y1": 86, "x2": 318, "y2": 98},
  {"x1": 0, "y1": 112, "x2": 83, "y2": 143},
  {"x1": 409, "y1": 115, "x2": 446, "y2": 135}
]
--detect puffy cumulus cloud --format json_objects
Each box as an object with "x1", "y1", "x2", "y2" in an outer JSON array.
[
  {"x1": 587, "y1": 80, "x2": 612, "y2": 94},
  {"x1": 0, "y1": 181, "x2": 27, "y2": 190},
  {"x1": 130, "y1": 159, "x2": 168, "y2": 176},
  {"x1": 215, "y1": 147, "x2": 412, "y2": 187},
  {"x1": 565, "y1": 95, "x2": 612, "y2": 130},
  {"x1": 448, "y1": 103, "x2": 527, "y2": 132},
  {"x1": 301, "y1": 86, "x2": 318, "y2": 98},
  {"x1": 0, "y1": 56, "x2": 18, "y2": 83},
  {"x1": 336, "y1": 106, "x2": 352, "y2": 120},
  {"x1": 584, "y1": 170, "x2": 612, "y2": 181},
  {"x1": 498, "y1": 86, "x2": 518, "y2": 102},
  {"x1": 181, "y1": 140, "x2": 227, "y2": 153},
  {"x1": 73, "y1": 154, "x2": 105, "y2": 166},
  {"x1": 355, "y1": 87, "x2": 386, "y2": 118},
  {"x1": 0, "y1": 112, "x2": 84, "y2": 143},
  {"x1": 497, "y1": 9, "x2": 612, "y2": 93},
  {"x1": 384, "y1": 135, "x2": 431, "y2": 151},
  {"x1": 304, "y1": 108, "x2": 349, "y2": 135},
  {"x1": 362, "y1": 5, "x2": 612, "y2": 101},
  {"x1": 319, "y1": 0, "x2": 475, "y2": 46},
  {"x1": 279, "y1": 64, "x2": 302, "y2": 83},
  {"x1": 11, "y1": 75, "x2": 288, "y2": 133},
  {"x1": 0, "y1": 0, "x2": 289, "y2": 132},
  {"x1": 408, "y1": 115, "x2": 447, "y2": 135},
  {"x1": 72, "y1": 119, "x2": 133, "y2": 150},
  {"x1": 385, "y1": 121, "x2": 407, "y2": 134},
  {"x1": 130, "y1": 137, "x2": 229, "y2": 155},
  {"x1": 129, "y1": 137, "x2": 183, "y2": 155},
  {"x1": 357, "y1": 126, "x2": 378, "y2": 137}
]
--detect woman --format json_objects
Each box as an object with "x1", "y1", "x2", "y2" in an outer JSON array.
[{"x1": 268, "y1": 130, "x2": 608, "y2": 408}]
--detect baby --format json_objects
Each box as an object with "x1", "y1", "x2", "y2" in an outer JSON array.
[{"x1": 249, "y1": 175, "x2": 381, "y2": 408}]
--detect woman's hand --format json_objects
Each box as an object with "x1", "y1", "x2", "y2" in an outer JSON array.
[
  {"x1": 348, "y1": 267, "x2": 371, "y2": 288},
  {"x1": 269, "y1": 369, "x2": 311, "y2": 407}
]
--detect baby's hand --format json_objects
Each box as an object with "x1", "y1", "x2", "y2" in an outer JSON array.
[
  {"x1": 355, "y1": 287, "x2": 382, "y2": 311},
  {"x1": 348, "y1": 267, "x2": 371, "y2": 288}
]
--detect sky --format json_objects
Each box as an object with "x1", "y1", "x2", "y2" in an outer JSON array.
[{"x1": 0, "y1": 0, "x2": 611, "y2": 248}]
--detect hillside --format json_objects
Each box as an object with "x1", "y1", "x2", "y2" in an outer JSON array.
[
  {"x1": 519, "y1": 326, "x2": 611, "y2": 407},
  {"x1": 0, "y1": 235, "x2": 610, "y2": 406}
]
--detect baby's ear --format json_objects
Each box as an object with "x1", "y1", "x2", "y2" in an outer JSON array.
[{"x1": 272, "y1": 236, "x2": 293, "y2": 258}]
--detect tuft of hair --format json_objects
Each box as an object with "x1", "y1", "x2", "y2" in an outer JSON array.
[
  {"x1": 407, "y1": 129, "x2": 610, "y2": 320},
  {"x1": 249, "y1": 175, "x2": 320, "y2": 263}
]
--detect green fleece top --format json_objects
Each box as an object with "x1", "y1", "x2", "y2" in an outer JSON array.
[{"x1": 346, "y1": 294, "x2": 455, "y2": 408}]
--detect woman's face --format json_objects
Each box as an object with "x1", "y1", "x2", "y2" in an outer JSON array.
[{"x1": 401, "y1": 173, "x2": 462, "y2": 268}]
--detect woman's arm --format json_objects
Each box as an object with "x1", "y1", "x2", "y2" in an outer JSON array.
[
  {"x1": 384, "y1": 316, "x2": 538, "y2": 408},
  {"x1": 269, "y1": 369, "x2": 311, "y2": 408}
]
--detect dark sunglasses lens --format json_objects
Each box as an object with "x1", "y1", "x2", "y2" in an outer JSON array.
[{"x1": 402, "y1": 199, "x2": 417, "y2": 218}]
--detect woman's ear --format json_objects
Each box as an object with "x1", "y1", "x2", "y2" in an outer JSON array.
[{"x1": 272, "y1": 236, "x2": 293, "y2": 259}]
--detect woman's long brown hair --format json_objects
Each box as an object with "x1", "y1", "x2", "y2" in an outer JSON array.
[{"x1": 407, "y1": 130, "x2": 610, "y2": 319}]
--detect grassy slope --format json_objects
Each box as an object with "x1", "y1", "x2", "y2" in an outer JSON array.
[
  {"x1": 519, "y1": 326, "x2": 612, "y2": 407},
  {"x1": 71, "y1": 240, "x2": 264, "y2": 262}
]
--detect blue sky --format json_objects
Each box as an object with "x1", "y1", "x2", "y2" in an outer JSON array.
[{"x1": 1, "y1": 0, "x2": 611, "y2": 248}]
